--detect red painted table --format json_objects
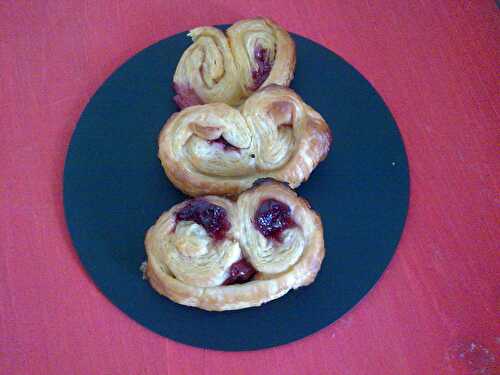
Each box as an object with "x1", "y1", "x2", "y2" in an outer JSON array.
[{"x1": 1, "y1": 1, "x2": 498, "y2": 374}]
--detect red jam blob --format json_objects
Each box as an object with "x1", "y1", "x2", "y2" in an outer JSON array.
[
  {"x1": 254, "y1": 199, "x2": 296, "y2": 242},
  {"x1": 223, "y1": 259, "x2": 256, "y2": 285},
  {"x1": 173, "y1": 83, "x2": 203, "y2": 109},
  {"x1": 175, "y1": 199, "x2": 230, "y2": 241},
  {"x1": 208, "y1": 136, "x2": 239, "y2": 152},
  {"x1": 251, "y1": 46, "x2": 273, "y2": 90}
]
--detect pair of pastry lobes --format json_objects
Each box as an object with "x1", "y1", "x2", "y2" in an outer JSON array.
[
  {"x1": 160, "y1": 84, "x2": 332, "y2": 196},
  {"x1": 173, "y1": 17, "x2": 295, "y2": 108},
  {"x1": 145, "y1": 179, "x2": 325, "y2": 311}
]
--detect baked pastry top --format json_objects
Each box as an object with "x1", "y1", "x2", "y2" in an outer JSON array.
[
  {"x1": 158, "y1": 85, "x2": 332, "y2": 197},
  {"x1": 144, "y1": 179, "x2": 325, "y2": 311},
  {"x1": 173, "y1": 17, "x2": 296, "y2": 108}
]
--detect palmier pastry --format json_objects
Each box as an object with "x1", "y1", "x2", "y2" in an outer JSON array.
[
  {"x1": 173, "y1": 17, "x2": 295, "y2": 108},
  {"x1": 144, "y1": 179, "x2": 325, "y2": 311},
  {"x1": 159, "y1": 85, "x2": 332, "y2": 196}
]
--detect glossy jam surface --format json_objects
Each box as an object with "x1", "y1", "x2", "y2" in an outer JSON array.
[
  {"x1": 175, "y1": 199, "x2": 230, "y2": 241},
  {"x1": 209, "y1": 136, "x2": 239, "y2": 152},
  {"x1": 223, "y1": 259, "x2": 256, "y2": 285},
  {"x1": 173, "y1": 83, "x2": 203, "y2": 109},
  {"x1": 254, "y1": 199, "x2": 296, "y2": 242},
  {"x1": 251, "y1": 46, "x2": 273, "y2": 90}
]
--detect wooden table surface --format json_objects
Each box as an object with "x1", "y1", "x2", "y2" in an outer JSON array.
[{"x1": 1, "y1": 1, "x2": 498, "y2": 374}]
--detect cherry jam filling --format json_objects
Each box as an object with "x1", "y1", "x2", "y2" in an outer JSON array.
[
  {"x1": 208, "y1": 136, "x2": 239, "y2": 152},
  {"x1": 175, "y1": 199, "x2": 230, "y2": 241},
  {"x1": 223, "y1": 259, "x2": 256, "y2": 285},
  {"x1": 251, "y1": 46, "x2": 273, "y2": 90},
  {"x1": 254, "y1": 199, "x2": 296, "y2": 242},
  {"x1": 172, "y1": 83, "x2": 203, "y2": 109}
]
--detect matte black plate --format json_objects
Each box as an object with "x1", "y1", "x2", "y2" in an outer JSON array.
[{"x1": 64, "y1": 28, "x2": 409, "y2": 351}]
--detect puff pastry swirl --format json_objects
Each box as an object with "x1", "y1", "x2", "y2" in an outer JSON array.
[
  {"x1": 159, "y1": 85, "x2": 332, "y2": 197},
  {"x1": 173, "y1": 17, "x2": 295, "y2": 108},
  {"x1": 144, "y1": 179, "x2": 325, "y2": 311}
]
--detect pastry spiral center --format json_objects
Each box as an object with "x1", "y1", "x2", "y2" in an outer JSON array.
[
  {"x1": 254, "y1": 199, "x2": 296, "y2": 242},
  {"x1": 251, "y1": 45, "x2": 273, "y2": 90},
  {"x1": 173, "y1": 221, "x2": 210, "y2": 257},
  {"x1": 208, "y1": 136, "x2": 239, "y2": 152},
  {"x1": 176, "y1": 198, "x2": 230, "y2": 241}
]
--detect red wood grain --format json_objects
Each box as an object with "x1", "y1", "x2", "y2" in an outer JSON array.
[{"x1": 0, "y1": 1, "x2": 498, "y2": 374}]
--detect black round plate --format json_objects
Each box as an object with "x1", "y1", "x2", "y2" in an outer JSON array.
[{"x1": 64, "y1": 28, "x2": 409, "y2": 351}]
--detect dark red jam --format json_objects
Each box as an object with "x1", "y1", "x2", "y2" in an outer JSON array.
[
  {"x1": 173, "y1": 83, "x2": 203, "y2": 109},
  {"x1": 251, "y1": 46, "x2": 273, "y2": 90},
  {"x1": 175, "y1": 199, "x2": 230, "y2": 241},
  {"x1": 208, "y1": 136, "x2": 239, "y2": 152},
  {"x1": 223, "y1": 259, "x2": 256, "y2": 285},
  {"x1": 253, "y1": 199, "x2": 296, "y2": 242}
]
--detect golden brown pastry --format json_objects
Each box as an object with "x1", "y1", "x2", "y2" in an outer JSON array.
[
  {"x1": 173, "y1": 17, "x2": 295, "y2": 108},
  {"x1": 159, "y1": 85, "x2": 332, "y2": 196},
  {"x1": 144, "y1": 179, "x2": 325, "y2": 311}
]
